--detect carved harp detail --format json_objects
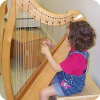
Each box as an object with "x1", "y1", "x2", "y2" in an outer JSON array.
[{"x1": 2, "y1": 0, "x2": 86, "y2": 100}]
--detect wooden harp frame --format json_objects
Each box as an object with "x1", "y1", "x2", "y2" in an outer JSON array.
[
  {"x1": 2, "y1": 0, "x2": 86, "y2": 100},
  {"x1": 0, "y1": 1, "x2": 7, "y2": 75}
]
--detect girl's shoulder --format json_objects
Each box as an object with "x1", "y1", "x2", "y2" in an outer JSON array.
[{"x1": 69, "y1": 50, "x2": 89, "y2": 61}]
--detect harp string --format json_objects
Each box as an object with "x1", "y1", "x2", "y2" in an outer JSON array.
[
  {"x1": 32, "y1": 18, "x2": 35, "y2": 72},
  {"x1": 38, "y1": 17, "x2": 41, "y2": 69},
  {"x1": 18, "y1": 1, "x2": 21, "y2": 95},
  {"x1": 19, "y1": 16, "x2": 21, "y2": 91},
  {"x1": 20, "y1": 3, "x2": 23, "y2": 92},
  {"x1": 34, "y1": 10, "x2": 37, "y2": 71},
  {"x1": 34, "y1": 20, "x2": 37, "y2": 70},
  {"x1": 51, "y1": 22, "x2": 54, "y2": 51},
  {"x1": 14, "y1": 0, "x2": 16, "y2": 95},
  {"x1": 22, "y1": 18, "x2": 24, "y2": 94},
  {"x1": 26, "y1": 5, "x2": 28, "y2": 71},
  {"x1": 16, "y1": 7, "x2": 20, "y2": 95},
  {"x1": 29, "y1": 10, "x2": 32, "y2": 74},
  {"x1": 32, "y1": 18, "x2": 35, "y2": 73},
  {"x1": 58, "y1": 22, "x2": 61, "y2": 43},
  {"x1": 18, "y1": 8, "x2": 20, "y2": 96},
  {"x1": 30, "y1": 16, "x2": 32, "y2": 75}
]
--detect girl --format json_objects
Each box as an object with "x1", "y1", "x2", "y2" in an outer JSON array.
[{"x1": 40, "y1": 20, "x2": 96, "y2": 100}]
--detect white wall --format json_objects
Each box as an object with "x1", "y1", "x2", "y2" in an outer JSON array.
[{"x1": 36, "y1": 0, "x2": 100, "y2": 88}]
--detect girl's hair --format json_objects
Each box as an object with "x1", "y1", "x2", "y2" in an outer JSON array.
[{"x1": 68, "y1": 20, "x2": 96, "y2": 51}]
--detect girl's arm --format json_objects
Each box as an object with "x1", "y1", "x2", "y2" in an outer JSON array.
[{"x1": 41, "y1": 43, "x2": 62, "y2": 72}]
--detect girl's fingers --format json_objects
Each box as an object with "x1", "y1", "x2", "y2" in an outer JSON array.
[
  {"x1": 43, "y1": 41, "x2": 46, "y2": 44},
  {"x1": 47, "y1": 38, "x2": 50, "y2": 43},
  {"x1": 43, "y1": 42, "x2": 47, "y2": 46},
  {"x1": 47, "y1": 38, "x2": 49, "y2": 41},
  {"x1": 43, "y1": 39, "x2": 51, "y2": 47}
]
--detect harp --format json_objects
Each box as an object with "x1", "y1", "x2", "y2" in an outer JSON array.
[{"x1": 2, "y1": 0, "x2": 86, "y2": 100}]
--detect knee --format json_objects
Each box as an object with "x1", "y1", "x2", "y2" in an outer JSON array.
[{"x1": 40, "y1": 88, "x2": 48, "y2": 98}]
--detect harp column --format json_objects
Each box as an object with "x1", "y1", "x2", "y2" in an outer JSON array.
[
  {"x1": 0, "y1": 1, "x2": 7, "y2": 75},
  {"x1": 2, "y1": 0, "x2": 19, "y2": 99}
]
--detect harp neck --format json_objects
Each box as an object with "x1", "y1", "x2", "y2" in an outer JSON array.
[{"x1": 14, "y1": 0, "x2": 86, "y2": 26}]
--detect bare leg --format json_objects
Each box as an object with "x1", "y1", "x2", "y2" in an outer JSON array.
[{"x1": 40, "y1": 85, "x2": 57, "y2": 100}]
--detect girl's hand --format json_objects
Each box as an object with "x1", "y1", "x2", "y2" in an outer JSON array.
[
  {"x1": 43, "y1": 38, "x2": 55, "y2": 49},
  {"x1": 43, "y1": 38, "x2": 51, "y2": 47},
  {"x1": 41, "y1": 40, "x2": 63, "y2": 72},
  {"x1": 41, "y1": 42, "x2": 50, "y2": 55}
]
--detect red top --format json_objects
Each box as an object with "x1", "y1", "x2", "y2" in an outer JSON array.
[{"x1": 60, "y1": 47, "x2": 87, "y2": 76}]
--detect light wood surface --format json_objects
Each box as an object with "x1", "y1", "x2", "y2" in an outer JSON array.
[
  {"x1": 57, "y1": 94, "x2": 100, "y2": 100},
  {"x1": 0, "y1": 1, "x2": 6, "y2": 75}
]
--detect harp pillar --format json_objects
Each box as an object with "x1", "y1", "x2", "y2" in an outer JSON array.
[{"x1": 0, "y1": 1, "x2": 7, "y2": 75}]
